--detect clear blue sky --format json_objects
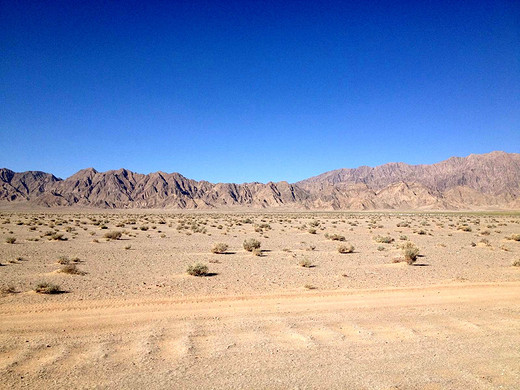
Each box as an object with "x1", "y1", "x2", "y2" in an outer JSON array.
[{"x1": 1, "y1": 1, "x2": 519, "y2": 183}]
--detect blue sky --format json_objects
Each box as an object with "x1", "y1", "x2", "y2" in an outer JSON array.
[{"x1": 1, "y1": 1, "x2": 519, "y2": 183}]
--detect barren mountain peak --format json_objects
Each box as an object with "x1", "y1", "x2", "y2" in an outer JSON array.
[{"x1": 0, "y1": 151, "x2": 518, "y2": 210}]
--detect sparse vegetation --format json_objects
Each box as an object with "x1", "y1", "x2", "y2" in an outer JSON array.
[
  {"x1": 104, "y1": 231, "x2": 122, "y2": 240},
  {"x1": 0, "y1": 285, "x2": 16, "y2": 295},
  {"x1": 187, "y1": 263, "x2": 209, "y2": 276},
  {"x1": 34, "y1": 282, "x2": 61, "y2": 294},
  {"x1": 402, "y1": 242, "x2": 420, "y2": 265},
  {"x1": 5, "y1": 236, "x2": 16, "y2": 244},
  {"x1": 337, "y1": 243, "x2": 354, "y2": 254},
  {"x1": 243, "y1": 238, "x2": 261, "y2": 252},
  {"x1": 211, "y1": 242, "x2": 229, "y2": 254},
  {"x1": 59, "y1": 264, "x2": 85, "y2": 275},
  {"x1": 374, "y1": 235, "x2": 394, "y2": 244},
  {"x1": 299, "y1": 258, "x2": 313, "y2": 268}
]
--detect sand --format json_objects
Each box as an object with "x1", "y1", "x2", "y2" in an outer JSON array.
[{"x1": 1, "y1": 211, "x2": 519, "y2": 389}]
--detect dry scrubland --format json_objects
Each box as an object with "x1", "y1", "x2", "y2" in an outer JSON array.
[{"x1": 1, "y1": 211, "x2": 520, "y2": 389}]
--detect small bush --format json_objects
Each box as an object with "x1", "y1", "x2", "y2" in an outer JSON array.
[
  {"x1": 508, "y1": 234, "x2": 520, "y2": 241},
  {"x1": 299, "y1": 258, "x2": 313, "y2": 268},
  {"x1": 5, "y1": 237, "x2": 16, "y2": 244},
  {"x1": 57, "y1": 256, "x2": 70, "y2": 264},
  {"x1": 0, "y1": 285, "x2": 16, "y2": 295},
  {"x1": 243, "y1": 238, "x2": 261, "y2": 252},
  {"x1": 124, "y1": 244, "x2": 132, "y2": 250},
  {"x1": 104, "y1": 231, "x2": 122, "y2": 240},
  {"x1": 512, "y1": 259, "x2": 520, "y2": 267},
  {"x1": 252, "y1": 248, "x2": 262, "y2": 256},
  {"x1": 328, "y1": 234, "x2": 345, "y2": 241},
  {"x1": 34, "y1": 282, "x2": 61, "y2": 294},
  {"x1": 308, "y1": 228, "x2": 317, "y2": 234},
  {"x1": 374, "y1": 235, "x2": 394, "y2": 244},
  {"x1": 211, "y1": 242, "x2": 229, "y2": 254},
  {"x1": 59, "y1": 264, "x2": 85, "y2": 275},
  {"x1": 337, "y1": 244, "x2": 354, "y2": 254},
  {"x1": 402, "y1": 242, "x2": 420, "y2": 265},
  {"x1": 187, "y1": 263, "x2": 209, "y2": 276},
  {"x1": 50, "y1": 233, "x2": 67, "y2": 241}
]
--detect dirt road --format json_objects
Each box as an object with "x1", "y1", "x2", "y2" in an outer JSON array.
[{"x1": 1, "y1": 282, "x2": 519, "y2": 389}]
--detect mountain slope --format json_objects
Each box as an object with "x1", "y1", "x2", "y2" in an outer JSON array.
[{"x1": 0, "y1": 152, "x2": 519, "y2": 210}]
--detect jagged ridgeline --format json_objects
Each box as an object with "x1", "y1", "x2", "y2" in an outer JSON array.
[{"x1": 1, "y1": 151, "x2": 519, "y2": 210}]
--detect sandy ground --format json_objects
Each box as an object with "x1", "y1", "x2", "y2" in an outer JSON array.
[{"x1": 1, "y1": 211, "x2": 519, "y2": 389}]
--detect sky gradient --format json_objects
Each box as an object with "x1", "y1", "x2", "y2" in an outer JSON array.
[{"x1": 1, "y1": 1, "x2": 519, "y2": 183}]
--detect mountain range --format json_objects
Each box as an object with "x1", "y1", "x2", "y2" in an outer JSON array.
[{"x1": 1, "y1": 151, "x2": 519, "y2": 210}]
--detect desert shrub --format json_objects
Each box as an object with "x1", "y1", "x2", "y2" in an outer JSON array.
[
  {"x1": 308, "y1": 228, "x2": 317, "y2": 234},
  {"x1": 337, "y1": 244, "x2": 354, "y2": 254},
  {"x1": 458, "y1": 225, "x2": 472, "y2": 232},
  {"x1": 124, "y1": 244, "x2": 132, "y2": 250},
  {"x1": 34, "y1": 282, "x2": 61, "y2": 294},
  {"x1": 252, "y1": 248, "x2": 262, "y2": 256},
  {"x1": 512, "y1": 259, "x2": 520, "y2": 267},
  {"x1": 59, "y1": 264, "x2": 85, "y2": 275},
  {"x1": 399, "y1": 235, "x2": 408, "y2": 241},
  {"x1": 478, "y1": 238, "x2": 491, "y2": 247},
  {"x1": 5, "y1": 236, "x2": 16, "y2": 244},
  {"x1": 299, "y1": 258, "x2": 313, "y2": 268},
  {"x1": 104, "y1": 231, "x2": 122, "y2": 240},
  {"x1": 0, "y1": 285, "x2": 16, "y2": 295},
  {"x1": 508, "y1": 234, "x2": 520, "y2": 241},
  {"x1": 50, "y1": 233, "x2": 67, "y2": 241},
  {"x1": 211, "y1": 242, "x2": 229, "y2": 254},
  {"x1": 243, "y1": 238, "x2": 261, "y2": 252},
  {"x1": 187, "y1": 263, "x2": 209, "y2": 276},
  {"x1": 377, "y1": 245, "x2": 385, "y2": 251},
  {"x1": 396, "y1": 222, "x2": 410, "y2": 228},
  {"x1": 328, "y1": 234, "x2": 345, "y2": 241},
  {"x1": 57, "y1": 256, "x2": 70, "y2": 264},
  {"x1": 374, "y1": 235, "x2": 394, "y2": 244},
  {"x1": 402, "y1": 242, "x2": 420, "y2": 265}
]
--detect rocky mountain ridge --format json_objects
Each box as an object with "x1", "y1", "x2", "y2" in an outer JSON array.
[{"x1": 1, "y1": 151, "x2": 519, "y2": 210}]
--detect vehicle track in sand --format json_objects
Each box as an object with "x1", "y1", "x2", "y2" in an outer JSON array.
[{"x1": 1, "y1": 282, "x2": 520, "y2": 389}]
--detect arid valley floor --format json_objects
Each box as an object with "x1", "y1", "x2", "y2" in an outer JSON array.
[{"x1": 1, "y1": 211, "x2": 519, "y2": 389}]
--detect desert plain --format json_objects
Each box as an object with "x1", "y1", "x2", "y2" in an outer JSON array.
[{"x1": 1, "y1": 210, "x2": 519, "y2": 389}]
